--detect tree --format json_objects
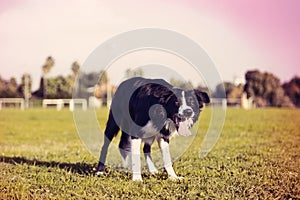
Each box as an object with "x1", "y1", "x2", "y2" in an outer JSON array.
[
  {"x1": 32, "y1": 56, "x2": 55, "y2": 98},
  {"x1": 244, "y1": 70, "x2": 293, "y2": 107},
  {"x1": 212, "y1": 82, "x2": 236, "y2": 98},
  {"x1": 125, "y1": 68, "x2": 144, "y2": 78},
  {"x1": 43, "y1": 56, "x2": 55, "y2": 98},
  {"x1": 71, "y1": 61, "x2": 80, "y2": 77},
  {"x1": 169, "y1": 78, "x2": 194, "y2": 90},
  {"x1": 18, "y1": 74, "x2": 32, "y2": 107},
  {"x1": 227, "y1": 84, "x2": 244, "y2": 99},
  {"x1": 75, "y1": 71, "x2": 110, "y2": 99},
  {"x1": 94, "y1": 70, "x2": 111, "y2": 102},
  {"x1": 0, "y1": 76, "x2": 20, "y2": 98},
  {"x1": 283, "y1": 76, "x2": 300, "y2": 107},
  {"x1": 98, "y1": 70, "x2": 108, "y2": 85},
  {"x1": 45, "y1": 75, "x2": 73, "y2": 99},
  {"x1": 70, "y1": 61, "x2": 80, "y2": 95},
  {"x1": 19, "y1": 74, "x2": 32, "y2": 97},
  {"x1": 42, "y1": 56, "x2": 55, "y2": 75}
]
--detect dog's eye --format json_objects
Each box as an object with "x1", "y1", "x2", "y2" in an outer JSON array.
[{"x1": 175, "y1": 101, "x2": 180, "y2": 106}]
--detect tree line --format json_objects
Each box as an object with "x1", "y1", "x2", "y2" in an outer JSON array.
[
  {"x1": 213, "y1": 70, "x2": 299, "y2": 107},
  {"x1": 0, "y1": 56, "x2": 299, "y2": 107}
]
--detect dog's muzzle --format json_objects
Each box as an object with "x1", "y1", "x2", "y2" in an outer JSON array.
[{"x1": 174, "y1": 110, "x2": 194, "y2": 136}]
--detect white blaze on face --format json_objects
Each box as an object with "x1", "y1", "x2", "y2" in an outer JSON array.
[
  {"x1": 177, "y1": 91, "x2": 193, "y2": 136},
  {"x1": 178, "y1": 91, "x2": 193, "y2": 117}
]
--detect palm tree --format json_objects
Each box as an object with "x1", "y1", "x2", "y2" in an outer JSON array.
[
  {"x1": 32, "y1": 56, "x2": 55, "y2": 98},
  {"x1": 42, "y1": 56, "x2": 55, "y2": 75},
  {"x1": 71, "y1": 61, "x2": 80, "y2": 77},
  {"x1": 21, "y1": 73, "x2": 32, "y2": 108},
  {"x1": 71, "y1": 61, "x2": 80, "y2": 96},
  {"x1": 42, "y1": 56, "x2": 55, "y2": 98}
]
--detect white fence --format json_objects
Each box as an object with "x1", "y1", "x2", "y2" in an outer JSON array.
[
  {"x1": 210, "y1": 98, "x2": 227, "y2": 109},
  {"x1": 0, "y1": 98, "x2": 25, "y2": 110},
  {"x1": 0, "y1": 96, "x2": 254, "y2": 111},
  {"x1": 88, "y1": 96, "x2": 103, "y2": 108},
  {"x1": 66, "y1": 99, "x2": 87, "y2": 111},
  {"x1": 211, "y1": 95, "x2": 254, "y2": 109},
  {"x1": 42, "y1": 99, "x2": 64, "y2": 110},
  {"x1": 42, "y1": 99, "x2": 87, "y2": 111}
]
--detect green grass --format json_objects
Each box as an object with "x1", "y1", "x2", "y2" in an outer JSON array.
[{"x1": 0, "y1": 108, "x2": 299, "y2": 199}]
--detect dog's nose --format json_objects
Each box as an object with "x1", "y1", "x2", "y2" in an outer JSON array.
[{"x1": 183, "y1": 109, "x2": 193, "y2": 117}]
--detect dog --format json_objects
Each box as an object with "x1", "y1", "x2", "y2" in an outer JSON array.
[{"x1": 95, "y1": 77, "x2": 209, "y2": 181}]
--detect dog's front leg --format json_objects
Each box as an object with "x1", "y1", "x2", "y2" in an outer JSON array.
[
  {"x1": 131, "y1": 138, "x2": 142, "y2": 181},
  {"x1": 158, "y1": 138, "x2": 183, "y2": 180}
]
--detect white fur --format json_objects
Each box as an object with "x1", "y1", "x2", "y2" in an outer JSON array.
[
  {"x1": 169, "y1": 129, "x2": 179, "y2": 138},
  {"x1": 132, "y1": 116, "x2": 187, "y2": 181},
  {"x1": 158, "y1": 138, "x2": 181, "y2": 179},
  {"x1": 141, "y1": 121, "x2": 156, "y2": 133},
  {"x1": 95, "y1": 171, "x2": 104, "y2": 176},
  {"x1": 187, "y1": 118, "x2": 194, "y2": 129},
  {"x1": 164, "y1": 118, "x2": 179, "y2": 138},
  {"x1": 131, "y1": 138, "x2": 142, "y2": 181},
  {"x1": 141, "y1": 121, "x2": 158, "y2": 140},
  {"x1": 121, "y1": 155, "x2": 130, "y2": 169},
  {"x1": 142, "y1": 132, "x2": 158, "y2": 174},
  {"x1": 178, "y1": 91, "x2": 194, "y2": 118},
  {"x1": 145, "y1": 155, "x2": 158, "y2": 174}
]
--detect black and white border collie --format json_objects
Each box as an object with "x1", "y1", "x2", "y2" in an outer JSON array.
[{"x1": 95, "y1": 77, "x2": 209, "y2": 181}]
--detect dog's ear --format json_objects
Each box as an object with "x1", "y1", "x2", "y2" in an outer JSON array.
[{"x1": 194, "y1": 90, "x2": 210, "y2": 104}]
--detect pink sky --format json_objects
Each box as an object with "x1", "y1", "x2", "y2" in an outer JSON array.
[
  {"x1": 0, "y1": 0, "x2": 23, "y2": 14},
  {"x1": 184, "y1": 0, "x2": 300, "y2": 79},
  {"x1": 0, "y1": 0, "x2": 299, "y2": 89}
]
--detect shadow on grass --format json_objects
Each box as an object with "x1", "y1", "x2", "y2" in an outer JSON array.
[
  {"x1": 0, "y1": 156, "x2": 94, "y2": 175},
  {"x1": 0, "y1": 156, "x2": 168, "y2": 180}
]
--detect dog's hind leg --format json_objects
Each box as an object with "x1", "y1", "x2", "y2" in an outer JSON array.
[
  {"x1": 95, "y1": 111, "x2": 120, "y2": 175},
  {"x1": 143, "y1": 140, "x2": 158, "y2": 174},
  {"x1": 119, "y1": 131, "x2": 131, "y2": 169}
]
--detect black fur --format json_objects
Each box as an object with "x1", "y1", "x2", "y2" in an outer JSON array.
[{"x1": 95, "y1": 77, "x2": 209, "y2": 173}]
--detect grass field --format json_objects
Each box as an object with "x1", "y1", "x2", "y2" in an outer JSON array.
[{"x1": 0, "y1": 107, "x2": 299, "y2": 199}]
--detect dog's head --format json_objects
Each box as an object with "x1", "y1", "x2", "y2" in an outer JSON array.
[{"x1": 165, "y1": 88, "x2": 210, "y2": 136}]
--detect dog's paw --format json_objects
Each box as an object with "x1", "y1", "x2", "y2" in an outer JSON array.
[
  {"x1": 149, "y1": 168, "x2": 158, "y2": 175},
  {"x1": 132, "y1": 174, "x2": 143, "y2": 182},
  {"x1": 94, "y1": 163, "x2": 105, "y2": 176},
  {"x1": 95, "y1": 171, "x2": 104, "y2": 176}
]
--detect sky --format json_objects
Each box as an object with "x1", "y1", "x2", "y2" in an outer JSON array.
[{"x1": 0, "y1": 0, "x2": 299, "y2": 90}]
